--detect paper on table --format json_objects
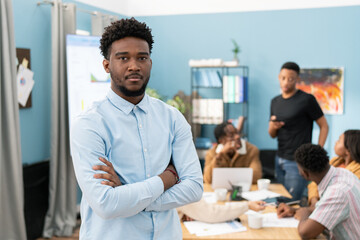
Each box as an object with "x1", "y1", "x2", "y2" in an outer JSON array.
[
  {"x1": 241, "y1": 190, "x2": 281, "y2": 201},
  {"x1": 262, "y1": 213, "x2": 299, "y2": 228},
  {"x1": 184, "y1": 220, "x2": 246, "y2": 236},
  {"x1": 202, "y1": 192, "x2": 217, "y2": 203},
  {"x1": 244, "y1": 209, "x2": 259, "y2": 215},
  {"x1": 17, "y1": 65, "x2": 35, "y2": 106}
]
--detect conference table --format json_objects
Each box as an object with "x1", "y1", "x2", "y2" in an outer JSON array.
[{"x1": 181, "y1": 183, "x2": 326, "y2": 240}]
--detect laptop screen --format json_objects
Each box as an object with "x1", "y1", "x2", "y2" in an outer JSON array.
[{"x1": 212, "y1": 168, "x2": 253, "y2": 191}]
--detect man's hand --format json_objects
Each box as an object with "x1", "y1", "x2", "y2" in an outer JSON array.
[
  {"x1": 277, "y1": 203, "x2": 296, "y2": 218},
  {"x1": 268, "y1": 115, "x2": 285, "y2": 138},
  {"x1": 221, "y1": 141, "x2": 237, "y2": 155},
  {"x1": 294, "y1": 207, "x2": 312, "y2": 221},
  {"x1": 269, "y1": 115, "x2": 285, "y2": 130},
  {"x1": 248, "y1": 201, "x2": 266, "y2": 211},
  {"x1": 159, "y1": 164, "x2": 178, "y2": 191},
  {"x1": 93, "y1": 157, "x2": 122, "y2": 187},
  {"x1": 181, "y1": 214, "x2": 194, "y2": 222}
]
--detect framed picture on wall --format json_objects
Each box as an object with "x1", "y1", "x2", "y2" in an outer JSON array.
[
  {"x1": 16, "y1": 48, "x2": 32, "y2": 108},
  {"x1": 297, "y1": 68, "x2": 344, "y2": 115}
]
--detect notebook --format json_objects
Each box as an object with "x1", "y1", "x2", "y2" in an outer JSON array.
[{"x1": 212, "y1": 168, "x2": 253, "y2": 191}]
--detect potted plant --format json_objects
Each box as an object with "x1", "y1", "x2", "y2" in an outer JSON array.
[
  {"x1": 145, "y1": 88, "x2": 190, "y2": 115},
  {"x1": 231, "y1": 39, "x2": 241, "y2": 64}
]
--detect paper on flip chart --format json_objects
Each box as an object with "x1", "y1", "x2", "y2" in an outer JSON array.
[
  {"x1": 17, "y1": 65, "x2": 35, "y2": 106},
  {"x1": 262, "y1": 213, "x2": 299, "y2": 228},
  {"x1": 241, "y1": 189, "x2": 281, "y2": 201},
  {"x1": 183, "y1": 220, "x2": 247, "y2": 236}
]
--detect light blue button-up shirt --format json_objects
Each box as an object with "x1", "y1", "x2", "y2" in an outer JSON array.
[{"x1": 70, "y1": 89, "x2": 203, "y2": 240}]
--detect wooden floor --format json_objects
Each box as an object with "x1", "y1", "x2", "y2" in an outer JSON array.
[{"x1": 36, "y1": 220, "x2": 80, "y2": 240}]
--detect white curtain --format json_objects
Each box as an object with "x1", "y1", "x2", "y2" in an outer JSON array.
[
  {"x1": 42, "y1": 1, "x2": 78, "y2": 237},
  {"x1": 91, "y1": 12, "x2": 118, "y2": 36},
  {"x1": 0, "y1": 0, "x2": 27, "y2": 239}
]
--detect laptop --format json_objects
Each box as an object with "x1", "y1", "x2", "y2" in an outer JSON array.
[{"x1": 212, "y1": 168, "x2": 253, "y2": 191}]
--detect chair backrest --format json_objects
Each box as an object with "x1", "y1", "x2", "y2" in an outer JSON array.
[{"x1": 259, "y1": 149, "x2": 277, "y2": 181}]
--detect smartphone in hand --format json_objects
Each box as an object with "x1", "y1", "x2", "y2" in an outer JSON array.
[
  {"x1": 270, "y1": 118, "x2": 284, "y2": 122},
  {"x1": 263, "y1": 197, "x2": 300, "y2": 206},
  {"x1": 276, "y1": 196, "x2": 300, "y2": 206}
]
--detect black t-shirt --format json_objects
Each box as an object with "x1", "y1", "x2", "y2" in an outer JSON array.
[{"x1": 270, "y1": 90, "x2": 324, "y2": 160}]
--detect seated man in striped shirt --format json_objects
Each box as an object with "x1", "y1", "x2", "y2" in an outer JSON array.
[{"x1": 277, "y1": 143, "x2": 360, "y2": 240}]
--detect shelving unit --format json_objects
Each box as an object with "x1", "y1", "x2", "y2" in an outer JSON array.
[{"x1": 190, "y1": 65, "x2": 249, "y2": 141}]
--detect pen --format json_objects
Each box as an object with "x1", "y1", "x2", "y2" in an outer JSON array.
[
  {"x1": 283, "y1": 200, "x2": 300, "y2": 206},
  {"x1": 262, "y1": 202, "x2": 276, "y2": 206}
]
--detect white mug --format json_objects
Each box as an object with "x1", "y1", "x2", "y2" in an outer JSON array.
[
  {"x1": 248, "y1": 214, "x2": 263, "y2": 229},
  {"x1": 214, "y1": 188, "x2": 228, "y2": 201},
  {"x1": 257, "y1": 178, "x2": 270, "y2": 190}
]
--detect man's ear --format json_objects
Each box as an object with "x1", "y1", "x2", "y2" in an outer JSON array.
[
  {"x1": 302, "y1": 169, "x2": 311, "y2": 180},
  {"x1": 103, "y1": 59, "x2": 110, "y2": 73}
]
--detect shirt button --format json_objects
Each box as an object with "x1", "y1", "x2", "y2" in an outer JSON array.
[
  {"x1": 134, "y1": 106, "x2": 137, "y2": 110},
  {"x1": 144, "y1": 148, "x2": 147, "y2": 152},
  {"x1": 147, "y1": 174, "x2": 150, "y2": 177},
  {"x1": 139, "y1": 124, "x2": 142, "y2": 128}
]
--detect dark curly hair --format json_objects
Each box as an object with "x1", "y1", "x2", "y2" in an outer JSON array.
[
  {"x1": 281, "y1": 62, "x2": 300, "y2": 75},
  {"x1": 344, "y1": 129, "x2": 360, "y2": 163},
  {"x1": 214, "y1": 122, "x2": 233, "y2": 143},
  {"x1": 294, "y1": 143, "x2": 329, "y2": 173},
  {"x1": 100, "y1": 17, "x2": 154, "y2": 60}
]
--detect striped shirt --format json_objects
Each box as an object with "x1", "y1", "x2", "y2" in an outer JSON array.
[{"x1": 309, "y1": 166, "x2": 360, "y2": 240}]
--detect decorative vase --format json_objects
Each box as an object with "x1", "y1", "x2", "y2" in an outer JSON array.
[{"x1": 233, "y1": 55, "x2": 239, "y2": 65}]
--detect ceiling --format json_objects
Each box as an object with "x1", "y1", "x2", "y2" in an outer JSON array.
[{"x1": 75, "y1": 0, "x2": 360, "y2": 16}]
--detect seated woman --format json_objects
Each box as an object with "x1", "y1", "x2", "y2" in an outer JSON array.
[
  {"x1": 204, "y1": 122, "x2": 262, "y2": 184},
  {"x1": 307, "y1": 129, "x2": 360, "y2": 207}
]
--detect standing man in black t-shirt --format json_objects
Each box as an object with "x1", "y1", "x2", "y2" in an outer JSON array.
[{"x1": 268, "y1": 62, "x2": 328, "y2": 201}]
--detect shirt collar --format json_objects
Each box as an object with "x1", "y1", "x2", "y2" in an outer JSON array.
[
  {"x1": 107, "y1": 89, "x2": 149, "y2": 115},
  {"x1": 317, "y1": 165, "x2": 336, "y2": 197},
  {"x1": 238, "y1": 139, "x2": 247, "y2": 155}
]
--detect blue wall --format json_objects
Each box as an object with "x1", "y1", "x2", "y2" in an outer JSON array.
[
  {"x1": 14, "y1": 0, "x2": 51, "y2": 165},
  {"x1": 140, "y1": 6, "x2": 360, "y2": 157},
  {"x1": 13, "y1": 2, "x2": 360, "y2": 164},
  {"x1": 13, "y1": 0, "x2": 123, "y2": 164}
]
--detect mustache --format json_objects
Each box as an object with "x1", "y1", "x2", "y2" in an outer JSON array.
[{"x1": 125, "y1": 73, "x2": 143, "y2": 80}]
